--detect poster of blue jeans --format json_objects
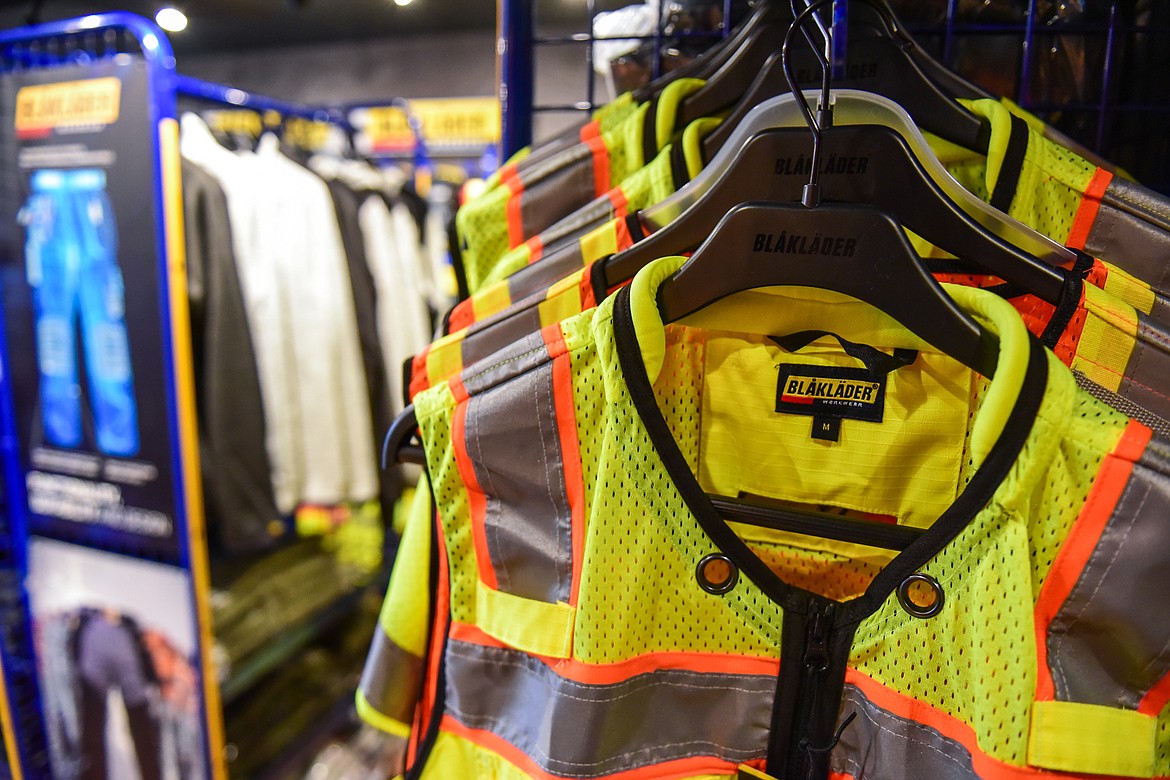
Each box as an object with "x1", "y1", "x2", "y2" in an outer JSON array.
[{"x1": 0, "y1": 59, "x2": 180, "y2": 557}]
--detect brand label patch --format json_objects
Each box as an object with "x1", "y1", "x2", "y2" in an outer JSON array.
[{"x1": 776, "y1": 365, "x2": 886, "y2": 424}]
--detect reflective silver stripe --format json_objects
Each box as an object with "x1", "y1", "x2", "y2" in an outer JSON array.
[
  {"x1": 1048, "y1": 433, "x2": 1170, "y2": 708},
  {"x1": 521, "y1": 160, "x2": 597, "y2": 242},
  {"x1": 464, "y1": 346, "x2": 573, "y2": 604},
  {"x1": 507, "y1": 241, "x2": 588, "y2": 305},
  {"x1": 1094, "y1": 179, "x2": 1170, "y2": 295},
  {"x1": 831, "y1": 685, "x2": 979, "y2": 779},
  {"x1": 359, "y1": 624, "x2": 425, "y2": 724},
  {"x1": 461, "y1": 299, "x2": 543, "y2": 367},
  {"x1": 462, "y1": 330, "x2": 550, "y2": 396},
  {"x1": 1119, "y1": 315, "x2": 1170, "y2": 425},
  {"x1": 444, "y1": 639, "x2": 773, "y2": 778}
]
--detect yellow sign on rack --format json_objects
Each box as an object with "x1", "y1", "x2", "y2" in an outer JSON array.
[
  {"x1": 15, "y1": 77, "x2": 121, "y2": 136},
  {"x1": 360, "y1": 97, "x2": 500, "y2": 153}
]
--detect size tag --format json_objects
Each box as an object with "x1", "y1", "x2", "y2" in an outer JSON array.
[{"x1": 772, "y1": 331, "x2": 917, "y2": 442}]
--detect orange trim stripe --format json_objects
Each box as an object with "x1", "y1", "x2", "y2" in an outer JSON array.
[
  {"x1": 497, "y1": 160, "x2": 520, "y2": 185},
  {"x1": 607, "y1": 185, "x2": 629, "y2": 219},
  {"x1": 846, "y1": 669, "x2": 1170, "y2": 780},
  {"x1": 541, "y1": 324, "x2": 586, "y2": 606},
  {"x1": 579, "y1": 119, "x2": 602, "y2": 143},
  {"x1": 409, "y1": 495, "x2": 452, "y2": 769},
  {"x1": 448, "y1": 298, "x2": 474, "y2": 333},
  {"x1": 440, "y1": 715, "x2": 746, "y2": 780},
  {"x1": 449, "y1": 375, "x2": 499, "y2": 590},
  {"x1": 1033, "y1": 419, "x2": 1152, "y2": 701},
  {"x1": 409, "y1": 348, "x2": 431, "y2": 399},
  {"x1": 449, "y1": 622, "x2": 780, "y2": 684},
  {"x1": 587, "y1": 133, "x2": 611, "y2": 197},
  {"x1": 504, "y1": 174, "x2": 526, "y2": 249},
  {"x1": 1066, "y1": 168, "x2": 1114, "y2": 249},
  {"x1": 580, "y1": 263, "x2": 599, "y2": 309},
  {"x1": 1140, "y1": 667, "x2": 1170, "y2": 716},
  {"x1": 525, "y1": 234, "x2": 544, "y2": 265}
]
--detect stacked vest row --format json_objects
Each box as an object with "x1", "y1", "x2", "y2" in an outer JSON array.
[{"x1": 358, "y1": 8, "x2": 1170, "y2": 779}]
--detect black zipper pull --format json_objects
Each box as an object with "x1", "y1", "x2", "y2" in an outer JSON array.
[{"x1": 803, "y1": 601, "x2": 834, "y2": 674}]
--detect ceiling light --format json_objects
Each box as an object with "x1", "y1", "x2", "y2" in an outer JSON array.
[
  {"x1": 155, "y1": 7, "x2": 188, "y2": 32},
  {"x1": 394, "y1": 0, "x2": 413, "y2": 7}
]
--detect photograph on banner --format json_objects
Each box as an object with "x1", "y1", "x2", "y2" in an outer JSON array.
[
  {"x1": 0, "y1": 59, "x2": 183, "y2": 557},
  {"x1": 26, "y1": 537, "x2": 207, "y2": 780}
]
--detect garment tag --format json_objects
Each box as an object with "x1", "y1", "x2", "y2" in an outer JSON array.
[
  {"x1": 737, "y1": 766, "x2": 779, "y2": 780},
  {"x1": 776, "y1": 365, "x2": 886, "y2": 439},
  {"x1": 772, "y1": 330, "x2": 917, "y2": 442}
]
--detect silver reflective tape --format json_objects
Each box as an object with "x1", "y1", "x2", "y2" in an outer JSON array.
[
  {"x1": 1048, "y1": 434, "x2": 1170, "y2": 708},
  {"x1": 359, "y1": 624, "x2": 425, "y2": 724},
  {"x1": 444, "y1": 639, "x2": 773, "y2": 778},
  {"x1": 832, "y1": 684, "x2": 979, "y2": 779},
  {"x1": 465, "y1": 356, "x2": 573, "y2": 604}
]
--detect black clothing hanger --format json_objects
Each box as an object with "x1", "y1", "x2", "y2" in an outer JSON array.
[
  {"x1": 631, "y1": 1, "x2": 793, "y2": 102},
  {"x1": 382, "y1": 403, "x2": 425, "y2": 469},
  {"x1": 676, "y1": 0, "x2": 990, "y2": 151},
  {"x1": 655, "y1": 201, "x2": 1000, "y2": 377},
  {"x1": 606, "y1": 123, "x2": 1067, "y2": 305}
]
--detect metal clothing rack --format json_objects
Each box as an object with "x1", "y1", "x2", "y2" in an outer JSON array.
[{"x1": 497, "y1": 0, "x2": 1170, "y2": 192}]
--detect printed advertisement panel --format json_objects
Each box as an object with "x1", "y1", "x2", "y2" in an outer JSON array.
[
  {"x1": 26, "y1": 537, "x2": 207, "y2": 780},
  {"x1": 0, "y1": 59, "x2": 181, "y2": 557}
]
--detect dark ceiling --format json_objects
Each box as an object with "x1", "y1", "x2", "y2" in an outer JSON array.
[{"x1": 0, "y1": 0, "x2": 604, "y2": 53}]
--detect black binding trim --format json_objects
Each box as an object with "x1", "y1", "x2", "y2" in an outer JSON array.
[
  {"x1": 611, "y1": 285, "x2": 1049, "y2": 625},
  {"x1": 641, "y1": 97, "x2": 659, "y2": 169},
  {"x1": 591, "y1": 256, "x2": 616, "y2": 304},
  {"x1": 1039, "y1": 250, "x2": 1093, "y2": 349},
  {"x1": 669, "y1": 141, "x2": 692, "y2": 192},
  {"x1": 989, "y1": 113, "x2": 1030, "y2": 213}
]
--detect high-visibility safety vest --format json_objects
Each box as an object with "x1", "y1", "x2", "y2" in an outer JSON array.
[
  {"x1": 455, "y1": 79, "x2": 705, "y2": 294},
  {"x1": 387, "y1": 255, "x2": 1170, "y2": 779}
]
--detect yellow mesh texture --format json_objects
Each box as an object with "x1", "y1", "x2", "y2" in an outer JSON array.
[
  {"x1": 456, "y1": 102, "x2": 652, "y2": 295},
  {"x1": 480, "y1": 145, "x2": 678, "y2": 290},
  {"x1": 416, "y1": 384, "x2": 479, "y2": 626},
  {"x1": 1160, "y1": 702, "x2": 1170, "y2": 772},
  {"x1": 852, "y1": 352, "x2": 1131, "y2": 768},
  {"x1": 568, "y1": 304, "x2": 786, "y2": 663},
  {"x1": 456, "y1": 183, "x2": 515, "y2": 296}
]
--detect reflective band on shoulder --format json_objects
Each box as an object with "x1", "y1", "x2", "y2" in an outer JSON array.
[
  {"x1": 442, "y1": 638, "x2": 772, "y2": 778},
  {"x1": 1027, "y1": 701, "x2": 1155, "y2": 777},
  {"x1": 476, "y1": 586, "x2": 574, "y2": 658},
  {"x1": 1044, "y1": 427, "x2": 1170, "y2": 713},
  {"x1": 462, "y1": 350, "x2": 575, "y2": 605},
  {"x1": 471, "y1": 279, "x2": 514, "y2": 323}
]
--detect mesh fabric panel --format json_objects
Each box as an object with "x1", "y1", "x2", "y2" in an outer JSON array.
[
  {"x1": 417, "y1": 385, "x2": 478, "y2": 625},
  {"x1": 573, "y1": 305, "x2": 784, "y2": 663}
]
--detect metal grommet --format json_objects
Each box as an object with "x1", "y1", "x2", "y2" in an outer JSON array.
[
  {"x1": 897, "y1": 573, "x2": 944, "y2": 619},
  {"x1": 696, "y1": 553, "x2": 739, "y2": 595}
]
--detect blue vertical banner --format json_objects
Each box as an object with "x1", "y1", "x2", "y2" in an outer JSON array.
[{"x1": 0, "y1": 17, "x2": 228, "y2": 780}]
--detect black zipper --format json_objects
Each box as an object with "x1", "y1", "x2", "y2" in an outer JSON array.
[{"x1": 797, "y1": 601, "x2": 836, "y2": 780}]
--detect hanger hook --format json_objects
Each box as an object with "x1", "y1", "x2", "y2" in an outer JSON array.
[{"x1": 782, "y1": 0, "x2": 839, "y2": 206}]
